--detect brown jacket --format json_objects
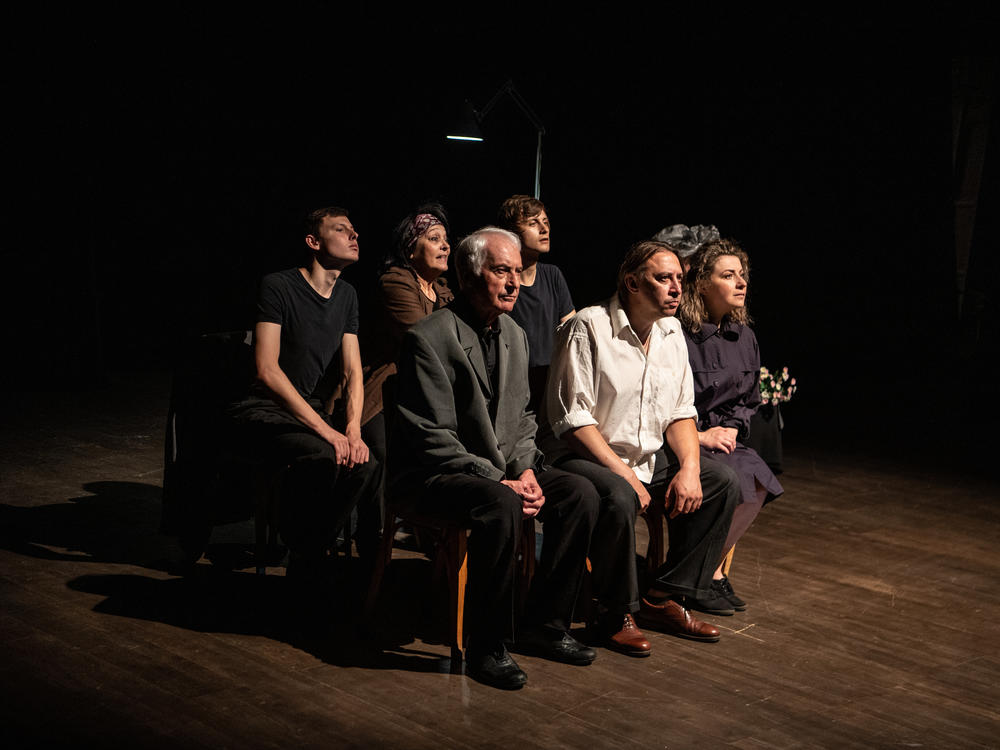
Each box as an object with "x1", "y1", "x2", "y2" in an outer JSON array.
[{"x1": 361, "y1": 265, "x2": 453, "y2": 425}]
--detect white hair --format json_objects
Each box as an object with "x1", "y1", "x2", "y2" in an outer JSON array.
[{"x1": 454, "y1": 226, "x2": 521, "y2": 289}]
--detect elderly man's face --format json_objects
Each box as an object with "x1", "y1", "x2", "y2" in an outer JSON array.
[{"x1": 469, "y1": 236, "x2": 522, "y2": 322}]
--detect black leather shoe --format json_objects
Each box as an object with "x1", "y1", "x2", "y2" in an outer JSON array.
[
  {"x1": 685, "y1": 590, "x2": 735, "y2": 616},
  {"x1": 712, "y1": 575, "x2": 747, "y2": 611},
  {"x1": 512, "y1": 627, "x2": 597, "y2": 666},
  {"x1": 465, "y1": 643, "x2": 527, "y2": 690}
]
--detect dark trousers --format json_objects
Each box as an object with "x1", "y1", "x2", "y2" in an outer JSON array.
[
  {"x1": 358, "y1": 411, "x2": 387, "y2": 559},
  {"x1": 414, "y1": 467, "x2": 598, "y2": 646},
  {"x1": 647, "y1": 452, "x2": 739, "y2": 599},
  {"x1": 556, "y1": 450, "x2": 738, "y2": 608},
  {"x1": 231, "y1": 398, "x2": 380, "y2": 559},
  {"x1": 553, "y1": 456, "x2": 641, "y2": 615}
]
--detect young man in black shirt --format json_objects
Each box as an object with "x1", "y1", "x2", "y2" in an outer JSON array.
[
  {"x1": 497, "y1": 195, "x2": 575, "y2": 415},
  {"x1": 231, "y1": 206, "x2": 377, "y2": 577}
]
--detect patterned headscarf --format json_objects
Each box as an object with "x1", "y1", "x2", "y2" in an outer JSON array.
[{"x1": 403, "y1": 213, "x2": 444, "y2": 252}]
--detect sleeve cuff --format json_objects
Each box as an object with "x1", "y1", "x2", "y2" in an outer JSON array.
[
  {"x1": 667, "y1": 406, "x2": 698, "y2": 425},
  {"x1": 551, "y1": 409, "x2": 599, "y2": 439}
]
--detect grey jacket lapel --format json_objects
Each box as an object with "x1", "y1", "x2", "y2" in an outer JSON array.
[{"x1": 497, "y1": 327, "x2": 510, "y2": 400}]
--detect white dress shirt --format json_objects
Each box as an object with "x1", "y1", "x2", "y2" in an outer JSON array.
[{"x1": 544, "y1": 295, "x2": 697, "y2": 483}]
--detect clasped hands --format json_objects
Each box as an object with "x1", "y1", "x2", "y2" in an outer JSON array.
[
  {"x1": 502, "y1": 468, "x2": 546, "y2": 518},
  {"x1": 326, "y1": 426, "x2": 370, "y2": 468}
]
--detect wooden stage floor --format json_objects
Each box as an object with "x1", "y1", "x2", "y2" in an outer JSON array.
[{"x1": 2, "y1": 374, "x2": 998, "y2": 748}]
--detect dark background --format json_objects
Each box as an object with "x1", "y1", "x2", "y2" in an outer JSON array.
[{"x1": 5, "y1": 12, "x2": 997, "y2": 464}]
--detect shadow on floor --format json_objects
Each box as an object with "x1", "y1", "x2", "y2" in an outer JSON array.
[
  {"x1": 0, "y1": 478, "x2": 470, "y2": 674},
  {"x1": 0, "y1": 481, "x2": 178, "y2": 571},
  {"x1": 65, "y1": 558, "x2": 462, "y2": 674}
]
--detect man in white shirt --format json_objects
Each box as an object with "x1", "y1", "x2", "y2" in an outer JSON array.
[{"x1": 546, "y1": 240, "x2": 739, "y2": 653}]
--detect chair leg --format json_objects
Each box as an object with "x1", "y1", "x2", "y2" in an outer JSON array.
[
  {"x1": 721, "y1": 545, "x2": 736, "y2": 577},
  {"x1": 254, "y1": 517, "x2": 268, "y2": 576},
  {"x1": 643, "y1": 499, "x2": 665, "y2": 574},
  {"x1": 254, "y1": 468, "x2": 285, "y2": 575},
  {"x1": 575, "y1": 556, "x2": 595, "y2": 626},
  {"x1": 516, "y1": 518, "x2": 537, "y2": 616},
  {"x1": 445, "y1": 528, "x2": 468, "y2": 670},
  {"x1": 363, "y1": 512, "x2": 402, "y2": 621}
]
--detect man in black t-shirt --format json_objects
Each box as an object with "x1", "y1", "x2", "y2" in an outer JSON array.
[
  {"x1": 231, "y1": 206, "x2": 378, "y2": 576},
  {"x1": 497, "y1": 195, "x2": 575, "y2": 416}
]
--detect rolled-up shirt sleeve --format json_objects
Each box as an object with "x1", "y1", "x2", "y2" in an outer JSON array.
[
  {"x1": 548, "y1": 320, "x2": 600, "y2": 438},
  {"x1": 668, "y1": 356, "x2": 699, "y2": 426}
]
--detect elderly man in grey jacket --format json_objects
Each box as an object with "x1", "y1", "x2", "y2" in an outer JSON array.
[{"x1": 388, "y1": 226, "x2": 599, "y2": 690}]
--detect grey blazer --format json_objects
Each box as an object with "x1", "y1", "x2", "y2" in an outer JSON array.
[{"x1": 387, "y1": 305, "x2": 542, "y2": 494}]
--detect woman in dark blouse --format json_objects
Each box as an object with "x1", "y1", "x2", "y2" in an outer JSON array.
[{"x1": 678, "y1": 239, "x2": 783, "y2": 611}]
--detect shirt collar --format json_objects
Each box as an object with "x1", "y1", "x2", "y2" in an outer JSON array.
[
  {"x1": 609, "y1": 295, "x2": 675, "y2": 344},
  {"x1": 689, "y1": 318, "x2": 740, "y2": 344},
  {"x1": 454, "y1": 294, "x2": 502, "y2": 338}
]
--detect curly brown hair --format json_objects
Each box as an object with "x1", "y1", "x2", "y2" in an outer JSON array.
[{"x1": 678, "y1": 239, "x2": 752, "y2": 333}]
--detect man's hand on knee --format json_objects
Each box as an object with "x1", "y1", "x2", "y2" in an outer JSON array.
[
  {"x1": 344, "y1": 425, "x2": 369, "y2": 467},
  {"x1": 626, "y1": 474, "x2": 652, "y2": 513},
  {"x1": 667, "y1": 465, "x2": 703, "y2": 517}
]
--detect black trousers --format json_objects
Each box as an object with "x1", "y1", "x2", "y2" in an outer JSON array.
[
  {"x1": 413, "y1": 467, "x2": 599, "y2": 646},
  {"x1": 358, "y1": 411, "x2": 387, "y2": 559},
  {"x1": 647, "y1": 452, "x2": 739, "y2": 599},
  {"x1": 556, "y1": 451, "x2": 738, "y2": 609},
  {"x1": 231, "y1": 398, "x2": 380, "y2": 559}
]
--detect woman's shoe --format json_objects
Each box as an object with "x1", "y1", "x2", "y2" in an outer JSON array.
[{"x1": 712, "y1": 575, "x2": 747, "y2": 611}]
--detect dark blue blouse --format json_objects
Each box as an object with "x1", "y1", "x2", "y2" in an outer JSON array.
[{"x1": 684, "y1": 320, "x2": 761, "y2": 441}]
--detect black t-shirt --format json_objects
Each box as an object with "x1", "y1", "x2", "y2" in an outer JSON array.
[
  {"x1": 509, "y1": 262, "x2": 574, "y2": 368},
  {"x1": 254, "y1": 268, "x2": 359, "y2": 399}
]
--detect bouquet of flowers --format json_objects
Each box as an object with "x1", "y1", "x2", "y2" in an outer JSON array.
[{"x1": 759, "y1": 366, "x2": 797, "y2": 405}]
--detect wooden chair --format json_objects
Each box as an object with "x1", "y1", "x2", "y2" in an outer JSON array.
[
  {"x1": 364, "y1": 375, "x2": 538, "y2": 667},
  {"x1": 364, "y1": 506, "x2": 536, "y2": 669},
  {"x1": 162, "y1": 330, "x2": 284, "y2": 574}
]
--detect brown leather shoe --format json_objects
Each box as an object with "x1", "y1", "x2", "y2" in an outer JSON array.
[
  {"x1": 635, "y1": 597, "x2": 721, "y2": 642},
  {"x1": 604, "y1": 613, "x2": 651, "y2": 657}
]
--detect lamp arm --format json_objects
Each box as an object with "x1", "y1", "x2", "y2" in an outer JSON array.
[
  {"x1": 475, "y1": 79, "x2": 545, "y2": 198},
  {"x1": 478, "y1": 80, "x2": 546, "y2": 135}
]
